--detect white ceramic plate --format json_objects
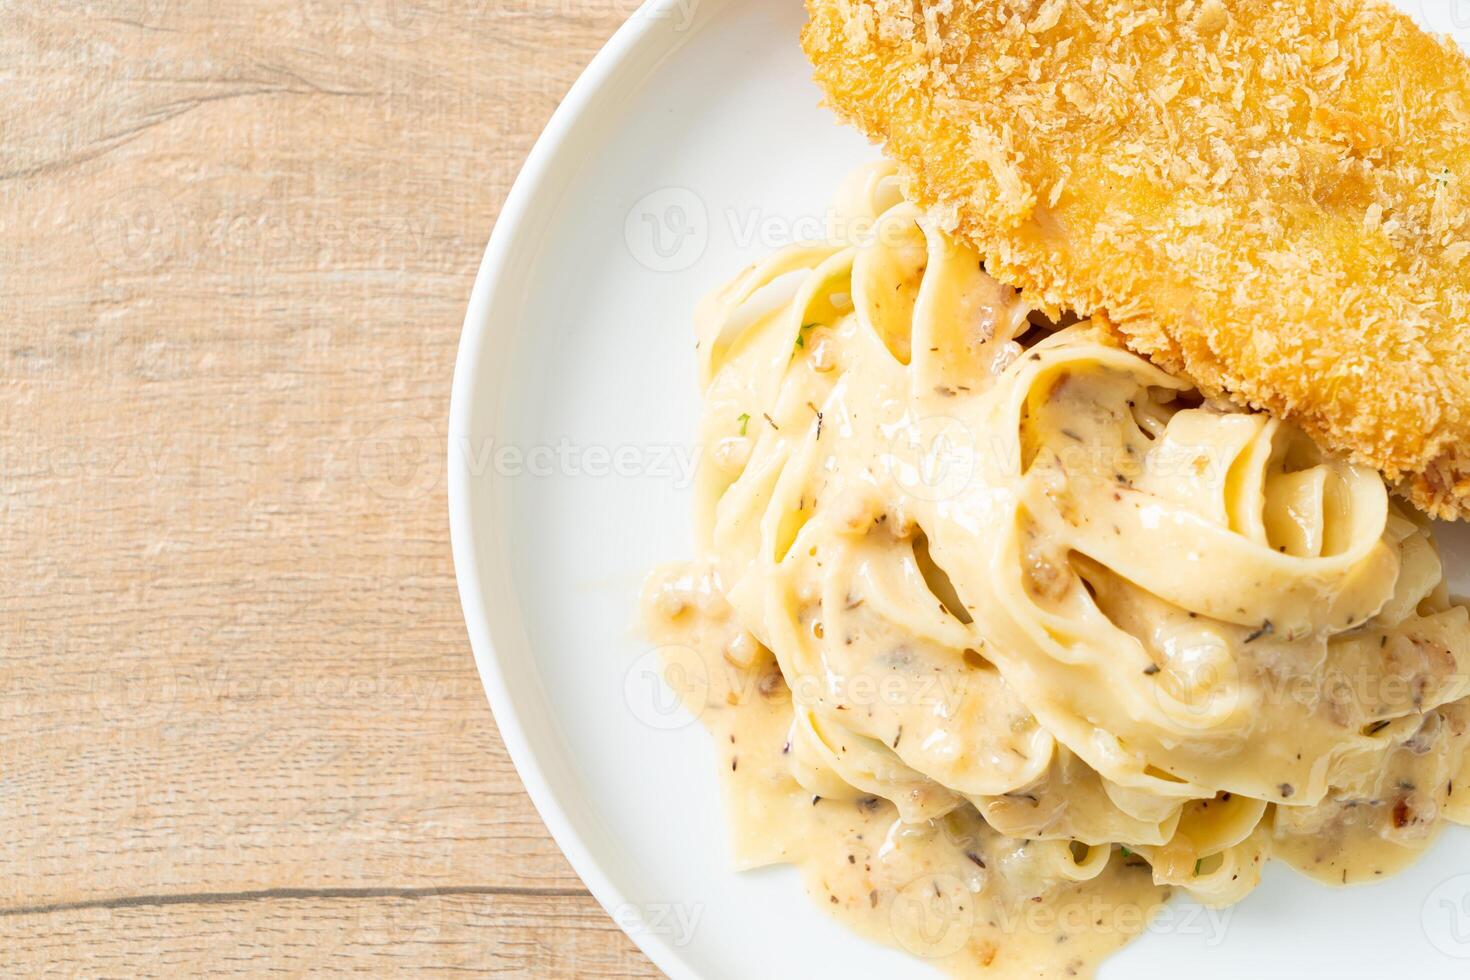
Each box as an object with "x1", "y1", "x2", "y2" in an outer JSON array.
[{"x1": 449, "y1": 2, "x2": 1470, "y2": 976}]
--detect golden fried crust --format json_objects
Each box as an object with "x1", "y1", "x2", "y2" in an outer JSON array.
[{"x1": 803, "y1": 0, "x2": 1470, "y2": 519}]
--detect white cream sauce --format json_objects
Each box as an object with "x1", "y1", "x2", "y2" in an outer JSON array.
[{"x1": 641, "y1": 164, "x2": 1470, "y2": 977}]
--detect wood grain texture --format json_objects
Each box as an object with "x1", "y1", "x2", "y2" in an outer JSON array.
[
  {"x1": 0, "y1": 0, "x2": 660, "y2": 973},
  {"x1": 2, "y1": 891, "x2": 649, "y2": 977}
]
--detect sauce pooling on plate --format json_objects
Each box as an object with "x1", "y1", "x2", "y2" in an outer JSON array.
[{"x1": 642, "y1": 164, "x2": 1470, "y2": 978}]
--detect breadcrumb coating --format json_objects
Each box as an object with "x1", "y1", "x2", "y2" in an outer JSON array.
[{"x1": 803, "y1": 0, "x2": 1470, "y2": 519}]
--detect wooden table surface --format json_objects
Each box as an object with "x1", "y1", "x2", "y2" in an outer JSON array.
[{"x1": 2, "y1": 1, "x2": 661, "y2": 974}]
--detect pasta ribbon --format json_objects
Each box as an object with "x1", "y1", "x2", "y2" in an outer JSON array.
[{"x1": 647, "y1": 164, "x2": 1470, "y2": 976}]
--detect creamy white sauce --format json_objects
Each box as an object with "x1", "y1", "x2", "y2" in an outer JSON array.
[{"x1": 642, "y1": 163, "x2": 1470, "y2": 977}]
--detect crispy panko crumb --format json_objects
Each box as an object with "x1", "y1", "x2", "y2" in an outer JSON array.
[{"x1": 803, "y1": 0, "x2": 1470, "y2": 519}]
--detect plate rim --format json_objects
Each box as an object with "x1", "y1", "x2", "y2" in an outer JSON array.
[
  {"x1": 448, "y1": 4, "x2": 1470, "y2": 977},
  {"x1": 447, "y1": 3, "x2": 701, "y2": 978}
]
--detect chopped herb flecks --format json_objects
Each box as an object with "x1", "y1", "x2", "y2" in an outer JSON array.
[{"x1": 794, "y1": 322, "x2": 819, "y2": 352}]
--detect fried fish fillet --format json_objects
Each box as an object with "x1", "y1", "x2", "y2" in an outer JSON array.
[{"x1": 803, "y1": 0, "x2": 1470, "y2": 518}]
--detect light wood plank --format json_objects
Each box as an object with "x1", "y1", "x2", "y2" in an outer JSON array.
[
  {"x1": 2, "y1": 891, "x2": 661, "y2": 977},
  {"x1": 1, "y1": 0, "x2": 662, "y2": 973}
]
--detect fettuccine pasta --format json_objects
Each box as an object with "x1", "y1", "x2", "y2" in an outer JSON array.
[{"x1": 643, "y1": 164, "x2": 1470, "y2": 978}]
